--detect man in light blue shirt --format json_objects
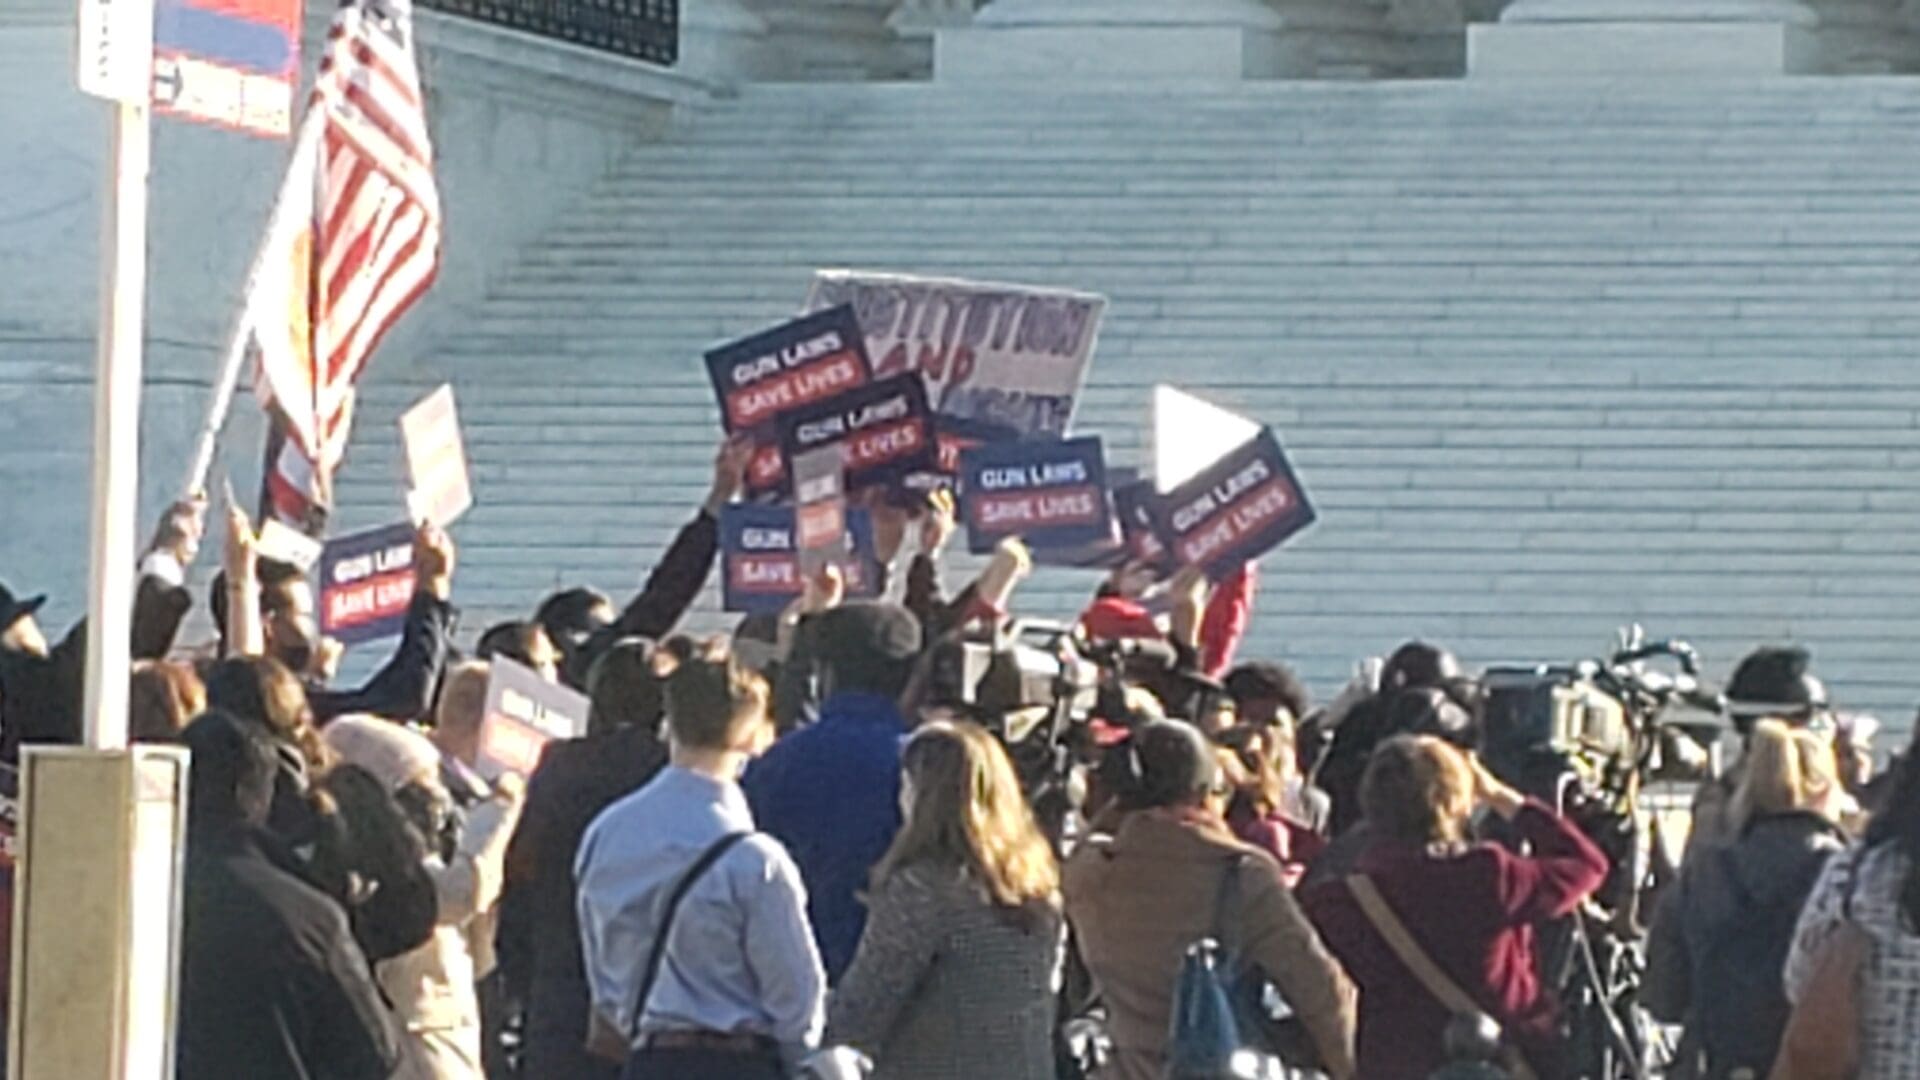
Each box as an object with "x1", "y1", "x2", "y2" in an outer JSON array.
[{"x1": 576, "y1": 658, "x2": 825, "y2": 1080}]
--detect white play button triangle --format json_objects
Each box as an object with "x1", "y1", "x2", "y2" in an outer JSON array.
[{"x1": 1151, "y1": 384, "x2": 1263, "y2": 493}]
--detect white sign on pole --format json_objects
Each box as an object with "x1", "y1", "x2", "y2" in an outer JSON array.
[
  {"x1": 1151, "y1": 385, "x2": 1263, "y2": 493},
  {"x1": 76, "y1": 0, "x2": 157, "y2": 104}
]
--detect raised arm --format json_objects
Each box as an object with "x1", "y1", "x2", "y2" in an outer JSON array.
[
  {"x1": 583, "y1": 438, "x2": 750, "y2": 677},
  {"x1": 1475, "y1": 758, "x2": 1610, "y2": 923},
  {"x1": 309, "y1": 523, "x2": 456, "y2": 724}
]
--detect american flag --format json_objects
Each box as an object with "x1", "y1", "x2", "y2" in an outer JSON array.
[{"x1": 250, "y1": 0, "x2": 441, "y2": 531}]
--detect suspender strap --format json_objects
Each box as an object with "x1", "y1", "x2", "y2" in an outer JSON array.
[
  {"x1": 1345, "y1": 874, "x2": 1540, "y2": 1080},
  {"x1": 628, "y1": 832, "x2": 754, "y2": 1041}
]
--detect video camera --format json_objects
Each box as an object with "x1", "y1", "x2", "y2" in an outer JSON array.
[
  {"x1": 918, "y1": 620, "x2": 1225, "y2": 842},
  {"x1": 1477, "y1": 629, "x2": 1725, "y2": 1080}
]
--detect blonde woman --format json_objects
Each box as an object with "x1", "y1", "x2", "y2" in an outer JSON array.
[
  {"x1": 827, "y1": 721, "x2": 1063, "y2": 1080},
  {"x1": 1645, "y1": 720, "x2": 1849, "y2": 1079}
]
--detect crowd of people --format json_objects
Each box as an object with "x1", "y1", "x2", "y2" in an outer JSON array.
[{"x1": 2, "y1": 434, "x2": 1919, "y2": 1080}]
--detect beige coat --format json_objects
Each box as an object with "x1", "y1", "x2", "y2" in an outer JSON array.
[
  {"x1": 379, "y1": 791, "x2": 523, "y2": 1080},
  {"x1": 1063, "y1": 809, "x2": 1357, "y2": 1080}
]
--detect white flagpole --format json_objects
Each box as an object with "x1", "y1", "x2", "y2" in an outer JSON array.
[{"x1": 179, "y1": 103, "x2": 327, "y2": 499}]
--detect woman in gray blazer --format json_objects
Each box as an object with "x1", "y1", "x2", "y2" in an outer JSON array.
[{"x1": 827, "y1": 720, "x2": 1062, "y2": 1080}]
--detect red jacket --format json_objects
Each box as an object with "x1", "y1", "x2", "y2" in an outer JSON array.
[
  {"x1": 1079, "y1": 564, "x2": 1257, "y2": 679},
  {"x1": 1302, "y1": 801, "x2": 1607, "y2": 1080}
]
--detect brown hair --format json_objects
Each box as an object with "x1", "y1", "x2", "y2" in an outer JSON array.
[
  {"x1": 1360, "y1": 734, "x2": 1476, "y2": 845},
  {"x1": 663, "y1": 658, "x2": 769, "y2": 751},
  {"x1": 873, "y1": 721, "x2": 1060, "y2": 921},
  {"x1": 204, "y1": 656, "x2": 331, "y2": 774},
  {"x1": 129, "y1": 660, "x2": 206, "y2": 742}
]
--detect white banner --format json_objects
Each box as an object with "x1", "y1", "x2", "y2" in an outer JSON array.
[{"x1": 804, "y1": 270, "x2": 1106, "y2": 440}]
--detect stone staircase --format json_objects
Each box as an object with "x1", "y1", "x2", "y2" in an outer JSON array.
[{"x1": 339, "y1": 78, "x2": 1920, "y2": 725}]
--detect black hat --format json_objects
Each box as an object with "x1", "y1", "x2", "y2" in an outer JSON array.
[
  {"x1": 1726, "y1": 646, "x2": 1827, "y2": 728},
  {"x1": 0, "y1": 583, "x2": 46, "y2": 635},
  {"x1": 812, "y1": 603, "x2": 922, "y2": 669}
]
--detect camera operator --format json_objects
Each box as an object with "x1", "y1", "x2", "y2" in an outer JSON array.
[
  {"x1": 1303, "y1": 735, "x2": 1607, "y2": 1080},
  {"x1": 1317, "y1": 643, "x2": 1467, "y2": 836}
]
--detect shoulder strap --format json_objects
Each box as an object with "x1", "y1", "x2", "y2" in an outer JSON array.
[
  {"x1": 1346, "y1": 874, "x2": 1481, "y2": 1017},
  {"x1": 629, "y1": 831, "x2": 754, "y2": 1040},
  {"x1": 1347, "y1": 875, "x2": 1541, "y2": 1080}
]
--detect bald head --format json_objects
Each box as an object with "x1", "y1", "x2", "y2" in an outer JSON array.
[{"x1": 434, "y1": 661, "x2": 491, "y2": 765}]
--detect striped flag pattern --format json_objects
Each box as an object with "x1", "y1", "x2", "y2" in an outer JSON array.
[{"x1": 251, "y1": 0, "x2": 441, "y2": 531}]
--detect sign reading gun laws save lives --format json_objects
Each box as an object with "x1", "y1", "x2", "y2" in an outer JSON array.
[
  {"x1": 319, "y1": 523, "x2": 416, "y2": 645},
  {"x1": 705, "y1": 305, "x2": 874, "y2": 496},
  {"x1": 1150, "y1": 430, "x2": 1316, "y2": 580},
  {"x1": 779, "y1": 375, "x2": 937, "y2": 494},
  {"x1": 960, "y1": 437, "x2": 1114, "y2": 555},
  {"x1": 477, "y1": 658, "x2": 589, "y2": 780},
  {"x1": 722, "y1": 505, "x2": 882, "y2": 614}
]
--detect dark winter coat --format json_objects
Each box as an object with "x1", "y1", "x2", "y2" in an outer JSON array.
[
  {"x1": 176, "y1": 823, "x2": 403, "y2": 1080},
  {"x1": 1644, "y1": 810, "x2": 1846, "y2": 1080}
]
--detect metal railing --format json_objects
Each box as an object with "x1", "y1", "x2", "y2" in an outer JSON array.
[{"x1": 418, "y1": 0, "x2": 678, "y2": 65}]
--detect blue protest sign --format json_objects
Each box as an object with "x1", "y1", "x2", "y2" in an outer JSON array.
[
  {"x1": 778, "y1": 374, "x2": 938, "y2": 495},
  {"x1": 1149, "y1": 429, "x2": 1315, "y2": 580},
  {"x1": 706, "y1": 305, "x2": 873, "y2": 435},
  {"x1": 721, "y1": 505, "x2": 882, "y2": 614},
  {"x1": 707, "y1": 305, "x2": 874, "y2": 500},
  {"x1": 318, "y1": 522, "x2": 416, "y2": 645},
  {"x1": 960, "y1": 436, "x2": 1115, "y2": 556}
]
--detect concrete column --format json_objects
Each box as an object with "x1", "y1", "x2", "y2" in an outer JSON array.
[
  {"x1": 889, "y1": 0, "x2": 979, "y2": 74},
  {"x1": 1801, "y1": 0, "x2": 1920, "y2": 71},
  {"x1": 744, "y1": 0, "x2": 921, "y2": 79},
  {"x1": 937, "y1": 0, "x2": 1305, "y2": 80},
  {"x1": 679, "y1": 0, "x2": 776, "y2": 82},
  {"x1": 1469, "y1": 0, "x2": 1820, "y2": 74}
]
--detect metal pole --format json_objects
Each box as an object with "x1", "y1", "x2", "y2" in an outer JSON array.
[
  {"x1": 178, "y1": 106, "x2": 325, "y2": 500},
  {"x1": 82, "y1": 97, "x2": 152, "y2": 753}
]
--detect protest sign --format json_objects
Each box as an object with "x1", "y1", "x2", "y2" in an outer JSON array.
[
  {"x1": 318, "y1": 523, "x2": 416, "y2": 644},
  {"x1": 1149, "y1": 430, "x2": 1316, "y2": 580},
  {"x1": 1114, "y1": 480, "x2": 1177, "y2": 573},
  {"x1": 792, "y1": 447, "x2": 847, "y2": 577},
  {"x1": 1153, "y1": 385, "x2": 1263, "y2": 493},
  {"x1": 477, "y1": 658, "x2": 589, "y2": 780},
  {"x1": 779, "y1": 375, "x2": 937, "y2": 494},
  {"x1": 255, "y1": 517, "x2": 322, "y2": 571},
  {"x1": 400, "y1": 384, "x2": 473, "y2": 527},
  {"x1": 960, "y1": 436, "x2": 1115, "y2": 555},
  {"x1": 706, "y1": 306, "x2": 873, "y2": 433},
  {"x1": 804, "y1": 271, "x2": 1105, "y2": 442},
  {"x1": 708, "y1": 307, "x2": 874, "y2": 500},
  {"x1": 722, "y1": 505, "x2": 881, "y2": 614}
]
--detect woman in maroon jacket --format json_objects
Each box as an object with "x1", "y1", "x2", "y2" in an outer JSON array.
[{"x1": 1303, "y1": 735, "x2": 1607, "y2": 1080}]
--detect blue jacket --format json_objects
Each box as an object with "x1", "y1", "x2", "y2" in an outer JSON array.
[{"x1": 744, "y1": 692, "x2": 906, "y2": 983}]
